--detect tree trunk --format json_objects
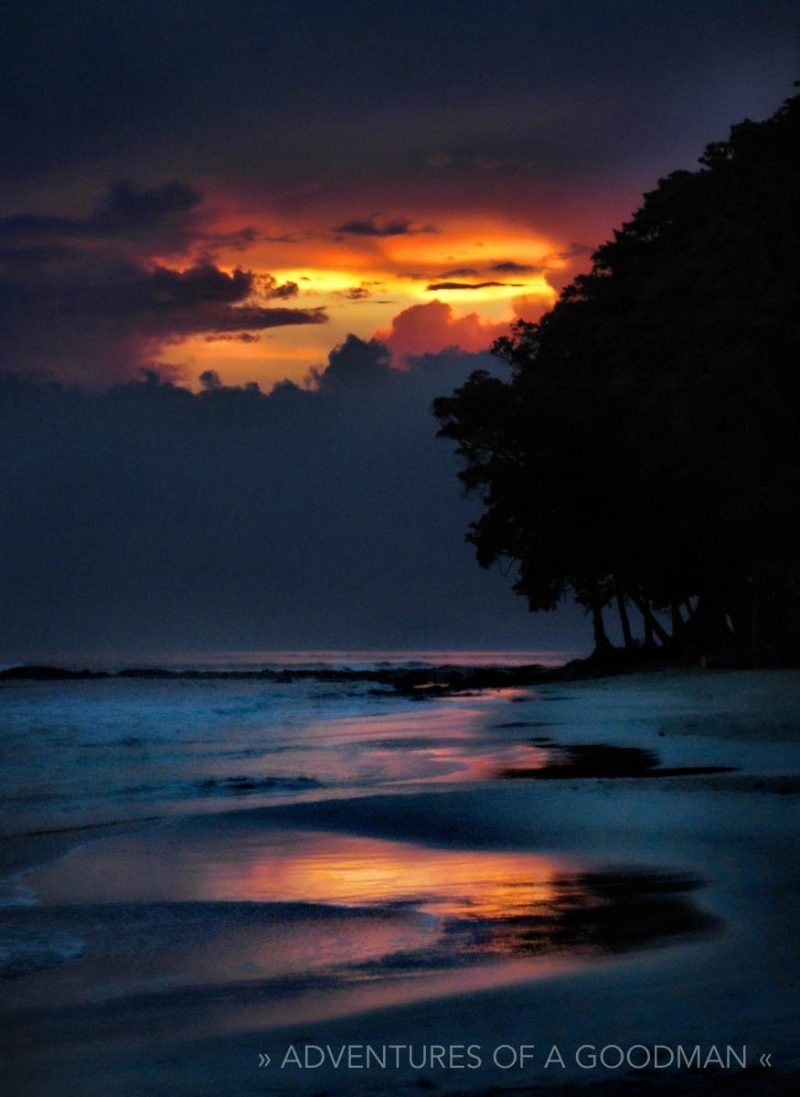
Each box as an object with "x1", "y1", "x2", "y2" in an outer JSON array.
[
  {"x1": 614, "y1": 576, "x2": 635, "y2": 651},
  {"x1": 591, "y1": 601, "x2": 612, "y2": 655},
  {"x1": 687, "y1": 595, "x2": 736, "y2": 659},
  {"x1": 629, "y1": 590, "x2": 671, "y2": 647},
  {"x1": 643, "y1": 608, "x2": 656, "y2": 649},
  {"x1": 671, "y1": 601, "x2": 687, "y2": 649}
]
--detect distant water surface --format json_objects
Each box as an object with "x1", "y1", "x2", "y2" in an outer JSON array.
[{"x1": 1, "y1": 648, "x2": 581, "y2": 673}]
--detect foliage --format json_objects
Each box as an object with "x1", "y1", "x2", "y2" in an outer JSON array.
[{"x1": 434, "y1": 89, "x2": 800, "y2": 657}]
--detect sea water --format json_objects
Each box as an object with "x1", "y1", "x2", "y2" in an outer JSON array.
[{"x1": 0, "y1": 651, "x2": 571, "y2": 836}]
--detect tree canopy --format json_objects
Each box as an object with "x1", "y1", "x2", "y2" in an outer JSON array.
[{"x1": 434, "y1": 88, "x2": 800, "y2": 660}]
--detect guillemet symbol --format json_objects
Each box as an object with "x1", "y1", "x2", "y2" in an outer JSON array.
[{"x1": 258, "y1": 1052, "x2": 271, "y2": 1068}]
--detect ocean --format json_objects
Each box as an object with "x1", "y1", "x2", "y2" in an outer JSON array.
[{"x1": 0, "y1": 650, "x2": 575, "y2": 838}]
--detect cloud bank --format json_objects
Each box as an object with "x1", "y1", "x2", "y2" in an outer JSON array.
[
  {"x1": 0, "y1": 181, "x2": 327, "y2": 385},
  {"x1": 0, "y1": 337, "x2": 586, "y2": 658}
]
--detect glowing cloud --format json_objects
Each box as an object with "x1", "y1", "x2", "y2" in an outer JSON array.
[
  {"x1": 375, "y1": 300, "x2": 510, "y2": 364},
  {"x1": 333, "y1": 215, "x2": 438, "y2": 238}
]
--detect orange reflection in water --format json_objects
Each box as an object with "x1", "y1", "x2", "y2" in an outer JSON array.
[
  {"x1": 209, "y1": 829, "x2": 567, "y2": 921},
  {"x1": 22, "y1": 825, "x2": 590, "y2": 1035},
  {"x1": 277, "y1": 687, "x2": 556, "y2": 789}
]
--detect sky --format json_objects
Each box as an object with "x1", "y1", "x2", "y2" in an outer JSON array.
[{"x1": 1, "y1": 1, "x2": 797, "y2": 660}]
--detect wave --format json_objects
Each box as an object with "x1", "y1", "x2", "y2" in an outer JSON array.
[{"x1": 0, "y1": 926, "x2": 84, "y2": 979}]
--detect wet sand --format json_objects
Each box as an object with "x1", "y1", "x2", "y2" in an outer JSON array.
[{"x1": 1, "y1": 668, "x2": 799, "y2": 1095}]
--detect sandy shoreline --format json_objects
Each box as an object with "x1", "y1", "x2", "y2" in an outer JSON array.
[{"x1": 2, "y1": 668, "x2": 799, "y2": 1095}]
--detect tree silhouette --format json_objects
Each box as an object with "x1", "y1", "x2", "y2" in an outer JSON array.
[{"x1": 434, "y1": 88, "x2": 800, "y2": 659}]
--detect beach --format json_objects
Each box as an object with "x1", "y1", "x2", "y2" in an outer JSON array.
[{"x1": 1, "y1": 664, "x2": 798, "y2": 1095}]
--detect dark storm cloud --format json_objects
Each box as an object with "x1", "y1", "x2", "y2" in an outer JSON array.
[
  {"x1": 490, "y1": 261, "x2": 543, "y2": 275},
  {"x1": 439, "y1": 267, "x2": 480, "y2": 278},
  {"x1": 259, "y1": 275, "x2": 300, "y2": 299},
  {"x1": 92, "y1": 180, "x2": 204, "y2": 239},
  {"x1": 201, "y1": 227, "x2": 260, "y2": 252},
  {"x1": 198, "y1": 369, "x2": 224, "y2": 390},
  {"x1": 0, "y1": 260, "x2": 311, "y2": 328},
  {"x1": 0, "y1": 182, "x2": 326, "y2": 382},
  {"x1": 426, "y1": 281, "x2": 524, "y2": 291},
  {"x1": 555, "y1": 244, "x2": 595, "y2": 259},
  {"x1": 0, "y1": 179, "x2": 264, "y2": 268},
  {"x1": 169, "y1": 303, "x2": 326, "y2": 334},
  {"x1": 333, "y1": 216, "x2": 437, "y2": 238},
  {"x1": 122, "y1": 263, "x2": 253, "y2": 310},
  {"x1": 332, "y1": 286, "x2": 372, "y2": 301},
  {"x1": 203, "y1": 332, "x2": 261, "y2": 343},
  {"x1": 306, "y1": 334, "x2": 392, "y2": 391},
  {"x1": 0, "y1": 340, "x2": 586, "y2": 656},
  {"x1": 0, "y1": 181, "x2": 204, "y2": 249},
  {"x1": 435, "y1": 263, "x2": 543, "y2": 281}
]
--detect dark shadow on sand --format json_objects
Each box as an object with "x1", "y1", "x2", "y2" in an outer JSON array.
[{"x1": 498, "y1": 744, "x2": 736, "y2": 781}]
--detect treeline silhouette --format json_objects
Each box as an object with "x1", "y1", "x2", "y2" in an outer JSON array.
[{"x1": 434, "y1": 89, "x2": 800, "y2": 662}]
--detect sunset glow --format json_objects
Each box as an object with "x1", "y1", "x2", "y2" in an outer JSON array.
[{"x1": 149, "y1": 210, "x2": 565, "y2": 387}]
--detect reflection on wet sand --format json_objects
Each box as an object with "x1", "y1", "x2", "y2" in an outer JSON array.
[
  {"x1": 6, "y1": 821, "x2": 717, "y2": 1038},
  {"x1": 230, "y1": 832, "x2": 568, "y2": 920},
  {"x1": 23, "y1": 823, "x2": 716, "y2": 975},
  {"x1": 5, "y1": 830, "x2": 581, "y2": 1035},
  {"x1": 27, "y1": 826, "x2": 568, "y2": 917},
  {"x1": 9, "y1": 669, "x2": 729, "y2": 1046},
  {"x1": 2, "y1": 681, "x2": 725, "y2": 1049},
  {"x1": 302, "y1": 689, "x2": 555, "y2": 787}
]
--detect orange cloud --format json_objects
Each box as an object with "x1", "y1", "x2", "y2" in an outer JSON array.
[
  {"x1": 156, "y1": 191, "x2": 574, "y2": 386},
  {"x1": 511, "y1": 292, "x2": 553, "y2": 323},
  {"x1": 375, "y1": 300, "x2": 510, "y2": 364}
]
